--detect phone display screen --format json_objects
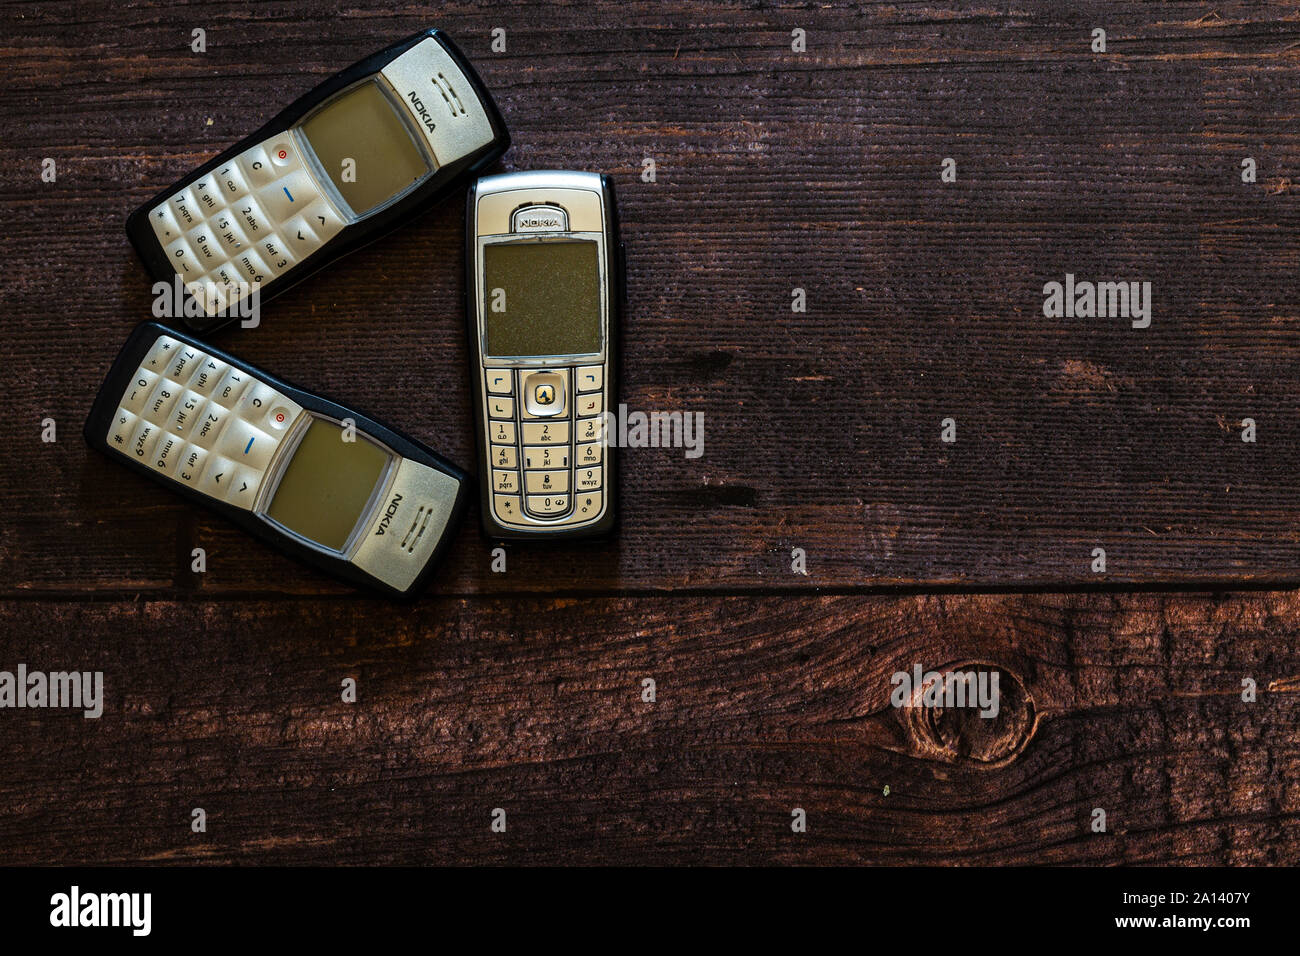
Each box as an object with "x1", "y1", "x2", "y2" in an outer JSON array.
[
  {"x1": 300, "y1": 80, "x2": 432, "y2": 217},
  {"x1": 266, "y1": 418, "x2": 391, "y2": 551},
  {"x1": 483, "y1": 240, "x2": 601, "y2": 357}
]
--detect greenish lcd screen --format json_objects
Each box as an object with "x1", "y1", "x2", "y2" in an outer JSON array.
[
  {"x1": 266, "y1": 418, "x2": 391, "y2": 552},
  {"x1": 300, "y1": 80, "x2": 431, "y2": 217},
  {"x1": 483, "y1": 240, "x2": 601, "y2": 357}
]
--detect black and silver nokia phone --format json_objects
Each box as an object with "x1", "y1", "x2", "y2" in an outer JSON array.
[
  {"x1": 127, "y1": 29, "x2": 510, "y2": 331},
  {"x1": 466, "y1": 170, "x2": 624, "y2": 539},
  {"x1": 85, "y1": 322, "x2": 469, "y2": 597}
]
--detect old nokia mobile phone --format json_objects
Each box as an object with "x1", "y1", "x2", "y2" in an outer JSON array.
[
  {"x1": 466, "y1": 170, "x2": 624, "y2": 539},
  {"x1": 127, "y1": 28, "x2": 509, "y2": 332},
  {"x1": 84, "y1": 322, "x2": 470, "y2": 597}
]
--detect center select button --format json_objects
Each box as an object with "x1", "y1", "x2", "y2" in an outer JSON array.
[{"x1": 524, "y1": 371, "x2": 566, "y2": 417}]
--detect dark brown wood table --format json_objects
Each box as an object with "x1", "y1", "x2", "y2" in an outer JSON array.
[{"x1": 2, "y1": 0, "x2": 1298, "y2": 864}]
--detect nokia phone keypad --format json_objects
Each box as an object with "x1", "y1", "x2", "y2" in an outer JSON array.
[
  {"x1": 106, "y1": 333, "x2": 305, "y2": 507},
  {"x1": 485, "y1": 363, "x2": 606, "y2": 525},
  {"x1": 147, "y1": 136, "x2": 345, "y2": 316}
]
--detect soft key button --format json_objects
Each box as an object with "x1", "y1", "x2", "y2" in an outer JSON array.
[
  {"x1": 258, "y1": 171, "x2": 315, "y2": 222},
  {"x1": 216, "y1": 417, "x2": 275, "y2": 471},
  {"x1": 484, "y1": 369, "x2": 513, "y2": 395}
]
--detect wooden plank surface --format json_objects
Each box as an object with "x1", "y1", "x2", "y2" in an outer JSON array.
[
  {"x1": 2, "y1": 2, "x2": 1300, "y2": 592},
  {"x1": 2, "y1": 0, "x2": 1300, "y2": 866},
  {"x1": 2, "y1": 591, "x2": 1297, "y2": 865}
]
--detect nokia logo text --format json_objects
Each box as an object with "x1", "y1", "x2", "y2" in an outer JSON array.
[
  {"x1": 407, "y1": 91, "x2": 437, "y2": 133},
  {"x1": 374, "y1": 494, "x2": 404, "y2": 535}
]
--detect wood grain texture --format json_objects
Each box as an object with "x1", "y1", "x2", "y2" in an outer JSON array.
[
  {"x1": 2, "y1": 1, "x2": 1300, "y2": 866},
  {"x1": 1, "y1": 591, "x2": 1297, "y2": 865},
  {"x1": 1, "y1": 2, "x2": 1300, "y2": 592}
]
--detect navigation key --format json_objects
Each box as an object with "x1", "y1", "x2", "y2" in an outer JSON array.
[{"x1": 223, "y1": 466, "x2": 261, "y2": 507}]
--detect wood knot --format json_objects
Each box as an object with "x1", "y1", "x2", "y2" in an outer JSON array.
[{"x1": 899, "y1": 660, "x2": 1036, "y2": 767}]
